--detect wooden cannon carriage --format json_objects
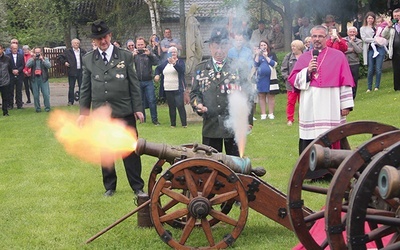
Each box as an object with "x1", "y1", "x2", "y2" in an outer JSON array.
[{"x1": 87, "y1": 121, "x2": 400, "y2": 249}]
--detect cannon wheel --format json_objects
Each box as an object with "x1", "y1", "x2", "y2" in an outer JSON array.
[
  {"x1": 325, "y1": 130, "x2": 400, "y2": 249},
  {"x1": 287, "y1": 121, "x2": 398, "y2": 249},
  {"x1": 150, "y1": 158, "x2": 248, "y2": 249},
  {"x1": 346, "y1": 141, "x2": 400, "y2": 250},
  {"x1": 147, "y1": 145, "x2": 235, "y2": 229}
]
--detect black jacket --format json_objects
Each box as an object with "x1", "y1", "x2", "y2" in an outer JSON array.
[
  {"x1": 6, "y1": 52, "x2": 25, "y2": 80},
  {"x1": 133, "y1": 49, "x2": 159, "y2": 81},
  {"x1": 58, "y1": 48, "x2": 87, "y2": 76},
  {"x1": 0, "y1": 53, "x2": 12, "y2": 87}
]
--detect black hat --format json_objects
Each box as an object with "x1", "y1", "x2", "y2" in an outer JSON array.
[
  {"x1": 258, "y1": 20, "x2": 265, "y2": 24},
  {"x1": 205, "y1": 27, "x2": 229, "y2": 44},
  {"x1": 90, "y1": 20, "x2": 112, "y2": 39}
]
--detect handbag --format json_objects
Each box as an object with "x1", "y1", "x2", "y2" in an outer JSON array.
[
  {"x1": 34, "y1": 69, "x2": 42, "y2": 76},
  {"x1": 269, "y1": 79, "x2": 280, "y2": 95},
  {"x1": 269, "y1": 65, "x2": 280, "y2": 95}
]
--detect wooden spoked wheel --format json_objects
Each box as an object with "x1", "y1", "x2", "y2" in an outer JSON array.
[
  {"x1": 346, "y1": 141, "x2": 400, "y2": 250},
  {"x1": 325, "y1": 130, "x2": 400, "y2": 249},
  {"x1": 150, "y1": 158, "x2": 248, "y2": 249},
  {"x1": 147, "y1": 145, "x2": 234, "y2": 229},
  {"x1": 287, "y1": 121, "x2": 398, "y2": 249}
]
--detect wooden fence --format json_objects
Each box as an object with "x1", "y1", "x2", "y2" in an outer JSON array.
[{"x1": 43, "y1": 48, "x2": 67, "y2": 78}]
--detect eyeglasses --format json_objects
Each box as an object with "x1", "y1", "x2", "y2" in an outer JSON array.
[
  {"x1": 127, "y1": 45, "x2": 135, "y2": 47},
  {"x1": 311, "y1": 35, "x2": 326, "y2": 39},
  {"x1": 12, "y1": 42, "x2": 18, "y2": 44}
]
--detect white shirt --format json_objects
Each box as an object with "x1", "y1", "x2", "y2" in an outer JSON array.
[
  {"x1": 13, "y1": 54, "x2": 17, "y2": 65},
  {"x1": 163, "y1": 63, "x2": 179, "y2": 91},
  {"x1": 98, "y1": 45, "x2": 114, "y2": 63},
  {"x1": 73, "y1": 49, "x2": 81, "y2": 69}
]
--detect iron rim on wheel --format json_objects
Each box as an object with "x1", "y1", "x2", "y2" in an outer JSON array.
[
  {"x1": 287, "y1": 121, "x2": 398, "y2": 249},
  {"x1": 149, "y1": 158, "x2": 248, "y2": 249}
]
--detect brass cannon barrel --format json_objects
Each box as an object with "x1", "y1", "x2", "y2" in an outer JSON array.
[
  {"x1": 309, "y1": 144, "x2": 353, "y2": 171},
  {"x1": 378, "y1": 165, "x2": 400, "y2": 199},
  {"x1": 135, "y1": 138, "x2": 266, "y2": 176}
]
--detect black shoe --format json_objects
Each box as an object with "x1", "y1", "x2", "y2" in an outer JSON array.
[
  {"x1": 152, "y1": 121, "x2": 161, "y2": 126},
  {"x1": 26, "y1": 100, "x2": 31, "y2": 104},
  {"x1": 3, "y1": 113, "x2": 9, "y2": 116},
  {"x1": 68, "y1": 102, "x2": 73, "y2": 106},
  {"x1": 104, "y1": 190, "x2": 115, "y2": 197},
  {"x1": 17, "y1": 106, "x2": 23, "y2": 109},
  {"x1": 134, "y1": 189, "x2": 147, "y2": 197}
]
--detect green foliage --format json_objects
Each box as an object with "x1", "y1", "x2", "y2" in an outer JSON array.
[
  {"x1": 5, "y1": 0, "x2": 65, "y2": 47},
  {"x1": 0, "y1": 0, "x2": 10, "y2": 45}
]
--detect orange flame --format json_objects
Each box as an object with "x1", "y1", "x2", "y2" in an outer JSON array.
[{"x1": 48, "y1": 106, "x2": 138, "y2": 166}]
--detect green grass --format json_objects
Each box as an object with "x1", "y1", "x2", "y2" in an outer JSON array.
[{"x1": 1, "y1": 68, "x2": 399, "y2": 250}]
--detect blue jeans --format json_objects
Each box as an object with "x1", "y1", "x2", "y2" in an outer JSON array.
[
  {"x1": 367, "y1": 47, "x2": 385, "y2": 90},
  {"x1": 140, "y1": 80, "x2": 158, "y2": 123},
  {"x1": 31, "y1": 77, "x2": 50, "y2": 112}
]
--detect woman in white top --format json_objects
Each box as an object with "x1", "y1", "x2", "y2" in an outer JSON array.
[
  {"x1": 154, "y1": 47, "x2": 188, "y2": 127},
  {"x1": 360, "y1": 11, "x2": 386, "y2": 92}
]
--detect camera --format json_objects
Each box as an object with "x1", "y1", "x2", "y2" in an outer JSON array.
[
  {"x1": 35, "y1": 53, "x2": 40, "y2": 59},
  {"x1": 392, "y1": 19, "x2": 398, "y2": 24},
  {"x1": 137, "y1": 49, "x2": 145, "y2": 54}
]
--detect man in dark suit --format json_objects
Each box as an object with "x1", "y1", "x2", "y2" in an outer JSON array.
[
  {"x1": 7, "y1": 43, "x2": 25, "y2": 109},
  {"x1": 78, "y1": 20, "x2": 146, "y2": 198},
  {"x1": 58, "y1": 38, "x2": 86, "y2": 105},
  {"x1": 0, "y1": 43, "x2": 12, "y2": 116}
]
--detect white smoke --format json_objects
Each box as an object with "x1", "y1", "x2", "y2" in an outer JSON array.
[{"x1": 225, "y1": 90, "x2": 252, "y2": 157}]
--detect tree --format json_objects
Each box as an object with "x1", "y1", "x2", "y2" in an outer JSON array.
[
  {"x1": 6, "y1": 0, "x2": 65, "y2": 47},
  {"x1": 0, "y1": 0, "x2": 10, "y2": 45},
  {"x1": 261, "y1": 0, "x2": 293, "y2": 51}
]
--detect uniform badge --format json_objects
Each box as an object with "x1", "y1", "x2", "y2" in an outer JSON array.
[
  {"x1": 95, "y1": 75, "x2": 100, "y2": 79},
  {"x1": 116, "y1": 61, "x2": 125, "y2": 68}
]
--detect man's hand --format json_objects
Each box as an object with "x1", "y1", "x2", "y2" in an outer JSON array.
[
  {"x1": 65, "y1": 62, "x2": 70, "y2": 67},
  {"x1": 308, "y1": 58, "x2": 317, "y2": 73},
  {"x1": 134, "y1": 112, "x2": 145, "y2": 123},
  {"x1": 196, "y1": 104, "x2": 208, "y2": 113},
  {"x1": 341, "y1": 108, "x2": 351, "y2": 116},
  {"x1": 77, "y1": 115, "x2": 87, "y2": 128}
]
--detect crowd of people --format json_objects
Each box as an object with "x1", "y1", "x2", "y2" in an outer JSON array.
[
  {"x1": 0, "y1": 39, "x2": 52, "y2": 115},
  {"x1": 2, "y1": 8, "x2": 399, "y2": 193}
]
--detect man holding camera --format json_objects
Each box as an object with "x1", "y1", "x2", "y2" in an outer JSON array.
[
  {"x1": 26, "y1": 47, "x2": 51, "y2": 112},
  {"x1": 133, "y1": 37, "x2": 160, "y2": 125}
]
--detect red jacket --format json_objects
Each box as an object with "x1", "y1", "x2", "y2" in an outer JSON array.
[
  {"x1": 23, "y1": 53, "x2": 32, "y2": 77},
  {"x1": 326, "y1": 36, "x2": 348, "y2": 53}
]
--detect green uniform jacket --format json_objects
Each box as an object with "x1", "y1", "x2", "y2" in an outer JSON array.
[
  {"x1": 80, "y1": 47, "x2": 142, "y2": 118},
  {"x1": 190, "y1": 58, "x2": 253, "y2": 138}
]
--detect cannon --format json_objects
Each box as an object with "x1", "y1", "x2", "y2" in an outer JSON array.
[
  {"x1": 135, "y1": 138, "x2": 266, "y2": 177},
  {"x1": 85, "y1": 121, "x2": 400, "y2": 249},
  {"x1": 288, "y1": 121, "x2": 399, "y2": 249}
]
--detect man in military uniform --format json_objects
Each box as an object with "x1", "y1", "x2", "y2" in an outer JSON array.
[
  {"x1": 190, "y1": 27, "x2": 253, "y2": 156},
  {"x1": 78, "y1": 20, "x2": 146, "y2": 198}
]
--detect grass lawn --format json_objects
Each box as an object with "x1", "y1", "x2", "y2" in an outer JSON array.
[{"x1": 0, "y1": 68, "x2": 399, "y2": 250}]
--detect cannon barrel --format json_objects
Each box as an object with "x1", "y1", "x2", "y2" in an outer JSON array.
[
  {"x1": 309, "y1": 144, "x2": 353, "y2": 171},
  {"x1": 378, "y1": 165, "x2": 400, "y2": 199},
  {"x1": 135, "y1": 138, "x2": 266, "y2": 176}
]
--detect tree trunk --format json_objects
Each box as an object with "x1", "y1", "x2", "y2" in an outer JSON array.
[
  {"x1": 145, "y1": 0, "x2": 157, "y2": 35},
  {"x1": 263, "y1": 0, "x2": 293, "y2": 51}
]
